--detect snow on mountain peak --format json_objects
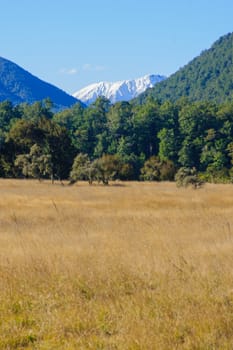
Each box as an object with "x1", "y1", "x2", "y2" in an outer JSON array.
[{"x1": 73, "y1": 74, "x2": 166, "y2": 105}]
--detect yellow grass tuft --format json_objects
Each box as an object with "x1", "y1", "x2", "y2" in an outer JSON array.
[{"x1": 1, "y1": 180, "x2": 233, "y2": 349}]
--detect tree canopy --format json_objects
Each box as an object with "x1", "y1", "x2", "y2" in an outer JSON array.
[{"x1": 0, "y1": 95, "x2": 233, "y2": 183}]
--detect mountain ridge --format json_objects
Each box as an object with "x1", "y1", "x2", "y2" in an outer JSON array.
[
  {"x1": 136, "y1": 32, "x2": 233, "y2": 104},
  {"x1": 0, "y1": 56, "x2": 79, "y2": 109},
  {"x1": 73, "y1": 74, "x2": 166, "y2": 105}
]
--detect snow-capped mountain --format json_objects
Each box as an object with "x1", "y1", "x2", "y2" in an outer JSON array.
[{"x1": 73, "y1": 74, "x2": 166, "y2": 105}]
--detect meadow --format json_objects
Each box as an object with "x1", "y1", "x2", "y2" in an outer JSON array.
[{"x1": 1, "y1": 180, "x2": 233, "y2": 349}]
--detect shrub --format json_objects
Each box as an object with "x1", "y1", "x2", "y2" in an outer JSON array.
[
  {"x1": 140, "y1": 156, "x2": 176, "y2": 181},
  {"x1": 175, "y1": 167, "x2": 204, "y2": 189},
  {"x1": 69, "y1": 153, "x2": 96, "y2": 185}
]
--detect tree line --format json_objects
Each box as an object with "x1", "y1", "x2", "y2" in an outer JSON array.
[{"x1": 0, "y1": 96, "x2": 233, "y2": 183}]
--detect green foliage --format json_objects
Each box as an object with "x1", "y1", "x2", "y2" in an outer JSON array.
[
  {"x1": 132, "y1": 99, "x2": 161, "y2": 158},
  {"x1": 70, "y1": 153, "x2": 96, "y2": 184},
  {"x1": 17, "y1": 100, "x2": 53, "y2": 121},
  {"x1": 15, "y1": 144, "x2": 52, "y2": 180},
  {"x1": 158, "y1": 128, "x2": 177, "y2": 162},
  {"x1": 0, "y1": 101, "x2": 20, "y2": 133},
  {"x1": 93, "y1": 154, "x2": 123, "y2": 185},
  {"x1": 175, "y1": 167, "x2": 204, "y2": 189},
  {"x1": 0, "y1": 79, "x2": 233, "y2": 183},
  {"x1": 70, "y1": 154, "x2": 126, "y2": 185},
  {"x1": 140, "y1": 156, "x2": 176, "y2": 181},
  {"x1": 4, "y1": 116, "x2": 74, "y2": 180}
]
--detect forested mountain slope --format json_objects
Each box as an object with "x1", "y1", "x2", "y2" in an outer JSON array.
[{"x1": 137, "y1": 32, "x2": 233, "y2": 104}]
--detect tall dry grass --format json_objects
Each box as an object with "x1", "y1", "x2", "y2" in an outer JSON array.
[{"x1": 1, "y1": 180, "x2": 233, "y2": 349}]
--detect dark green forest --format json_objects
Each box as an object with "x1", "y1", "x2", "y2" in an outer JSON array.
[{"x1": 0, "y1": 96, "x2": 233, "y2": 183}]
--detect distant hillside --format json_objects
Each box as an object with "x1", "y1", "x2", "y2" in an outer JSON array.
[
  {"x1": 0, "y1": 57, "x2": 79, "y2": 109},
  {"x1": 137, "y1": 32, "x2": 233, "y2": 104},
  {"x1": 73, "y1": 74, "x2": 166, "y2": 105}
]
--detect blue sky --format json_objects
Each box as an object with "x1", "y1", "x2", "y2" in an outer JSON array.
[{"x1": 0, "y1": 0, "x2": 232, "y2": 94}]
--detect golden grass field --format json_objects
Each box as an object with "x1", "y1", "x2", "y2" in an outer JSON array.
[{"x1": 1, "y1": 179, "x2": 233, "y2": 349}]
